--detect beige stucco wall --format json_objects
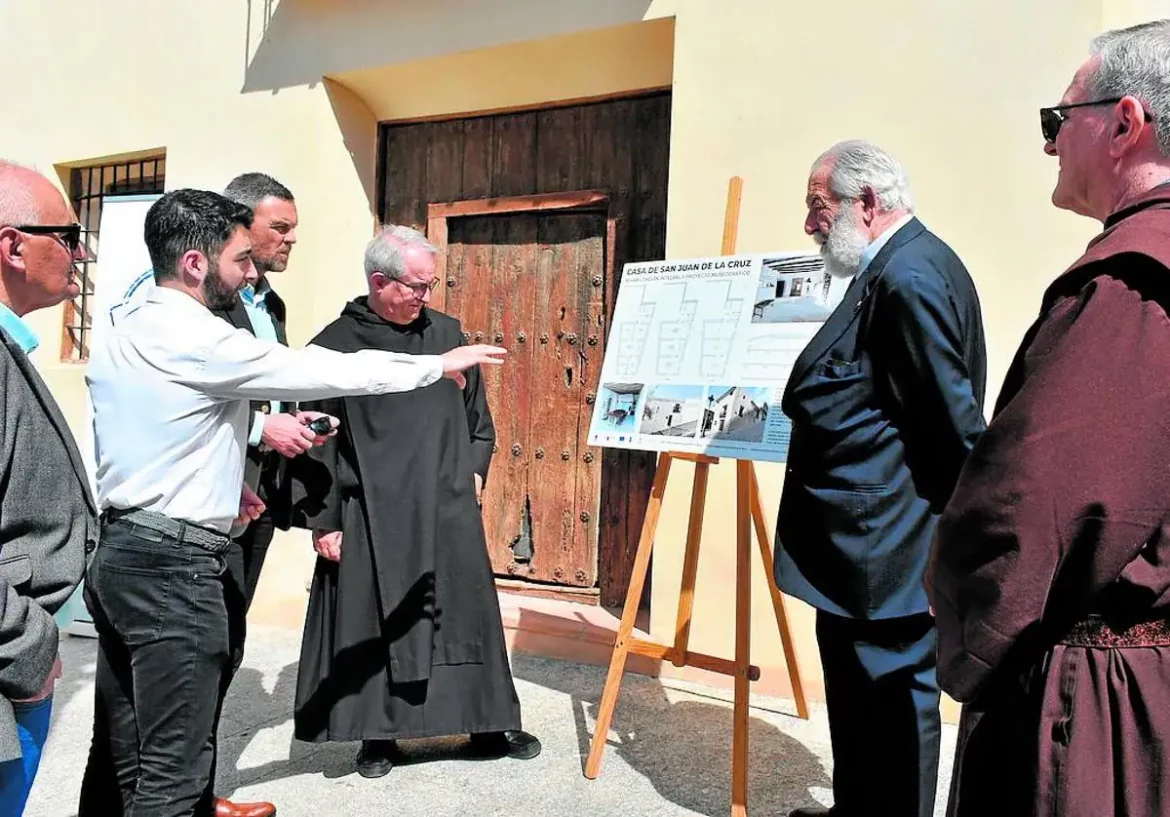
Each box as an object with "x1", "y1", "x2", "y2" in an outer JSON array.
[
  {"x1": 0, "y1": 0, "x2": 1164, "y2": 719},
  {"x1": 649, "y1": 0, "x2": 1165, "y2": 717},
  {"x1": 0, "y1": 0, "x2": 675, "y2": 625}
]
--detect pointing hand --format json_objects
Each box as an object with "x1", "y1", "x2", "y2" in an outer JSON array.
[{"x1": 440, "y1": 344, "x2": 507, "y2": 389}]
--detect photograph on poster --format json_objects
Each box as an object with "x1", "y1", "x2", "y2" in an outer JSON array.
[
  {"x1": 700, "y1": 385, "x2": 772, "y2": 442},
  {"x1": 639, "y1": 385, "x2": 706, "y2": 437},
  {"x1": 752, "y1": 255, "x2": 835, "y2": 323},
  {"x1": 595, "y1": 382, "x2": 645, "y2": 433}
]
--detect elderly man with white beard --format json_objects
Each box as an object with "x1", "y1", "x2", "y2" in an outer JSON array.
[{"x1": 774, "y1": 140, "x2": 988, "y2": 817}]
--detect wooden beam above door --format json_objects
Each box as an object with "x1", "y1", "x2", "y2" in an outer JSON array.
[{"x1": 429, "y1": 190, "x2": 609, "y2": 220}]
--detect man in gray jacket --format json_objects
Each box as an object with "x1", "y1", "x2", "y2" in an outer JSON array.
[{"x1": 0, "y1": 160, "x2": 96, "y2": 812}]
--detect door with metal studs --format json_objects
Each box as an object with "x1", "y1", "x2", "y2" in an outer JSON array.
[{"x1": 444, "y1": 212, "x2": 605, "y2": 589}]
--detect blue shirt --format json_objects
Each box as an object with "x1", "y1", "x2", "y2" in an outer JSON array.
[
  {"x1": 0, "y1": 302, "x2": 39, "y2": 354},
  {"x1": 240, "y1": 279, "x2": 282, "y2": 445},
  {"x1": 857, "y1": 213, "x2": 914, "y2": 278}
]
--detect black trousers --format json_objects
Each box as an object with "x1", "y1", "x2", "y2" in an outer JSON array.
[
  {"x1": 204, "y1": 508, "x2": 275, "y2": 800},
  {"x1": 224, "y1": 506, "x2": 274, "y2": 676},
  {"x1": 78, "y1": 518, "x2": 232, "y2": 817},
  {"x1": 816, "y1": 610, "x2": 941, "y2": 817}
]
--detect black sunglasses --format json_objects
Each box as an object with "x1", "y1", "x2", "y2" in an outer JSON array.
[
  {"x1": 1040, "y1": 97, "x2": 1154, "y2": 143},
  {"x1": 9, "y1": 224, "x2": 83, "y2": 253}
]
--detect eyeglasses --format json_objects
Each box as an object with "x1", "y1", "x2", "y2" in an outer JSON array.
[
  {"x1": 391, "y1": 277, "x2": 439, "y2": 297},
  {"x1": 1040, "y1": 97, "x2": 1154, "y2": 143},
  {"x1": 8, "y1": 224, "x2": 83, "y2": 254}
]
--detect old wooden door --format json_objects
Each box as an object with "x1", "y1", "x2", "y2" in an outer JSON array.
[
  {"x1": 378, "y1": 91, "x2": 669, "y2": 605},
  {"x1": 444, "y1": 211, "x2": 605, "y2": 589}
]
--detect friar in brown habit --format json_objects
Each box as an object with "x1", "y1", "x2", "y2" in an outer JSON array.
[{"x1": 927, "y1": 20, "x2": 1170, "y2": 817}]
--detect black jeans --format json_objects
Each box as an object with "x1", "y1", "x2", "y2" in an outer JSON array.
[{"x1": 78, "y1": 518, "x2": 232, "y2": 817}]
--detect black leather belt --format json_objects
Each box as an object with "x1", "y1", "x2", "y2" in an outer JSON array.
[{"x1": 101, "y1": 507, "x2": 232, "y2": 554}]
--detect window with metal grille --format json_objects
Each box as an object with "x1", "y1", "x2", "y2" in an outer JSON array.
[{"x1": 63, "y1": 156, "x2": 166, "y2": 361}]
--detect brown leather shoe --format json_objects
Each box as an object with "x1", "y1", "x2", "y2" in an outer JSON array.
[{"x1": 214, "y1": 797, "x2": 276, "y2": 817}]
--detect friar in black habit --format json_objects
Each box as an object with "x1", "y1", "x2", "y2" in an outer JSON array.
[{"x1": 288, "y1": 225, "x2": 539, "y2": 778}]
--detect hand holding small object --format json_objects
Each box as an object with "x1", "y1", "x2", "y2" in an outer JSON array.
[
  {"x1": 299, "y1": 412, "x2": 339, "y2": 444},
  {"x1": 262, "y1": 412, "x2": 316, "y2": 456}
]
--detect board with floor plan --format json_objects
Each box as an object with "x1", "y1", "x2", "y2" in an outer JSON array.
[{"x1": 586, "y1": 251, "x2": 849, "y2": 463}]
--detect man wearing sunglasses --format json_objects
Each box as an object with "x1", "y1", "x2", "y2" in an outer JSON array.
[
  {"x1": 0, "y1": 160, "x2": 96, "y2": 815},
  {"x1": 287, "y1": 225, "x2": 539, "y2": 779},
  {"x1": 928, "y1": 19, "x2": 1170, "y2": 817}
]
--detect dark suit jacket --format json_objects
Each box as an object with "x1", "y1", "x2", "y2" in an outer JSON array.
[
  {"x1": 0, "y1": 330, "x2": 96, "y2": 760},
  {"x1": 211, "y1": 285, "x2": 295, "y2": 529},
  {"x1": 774, "y1": 218, "x2": 987, "y2": 620}
]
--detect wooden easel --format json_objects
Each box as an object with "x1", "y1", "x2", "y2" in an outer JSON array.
[{"x1": 583, "y1": 177, "x2": 809, "y2": 817}]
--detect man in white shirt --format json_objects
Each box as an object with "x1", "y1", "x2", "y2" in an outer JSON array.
[{"x1": 78, "y1": 188, "x2": 504, "y2": 817}]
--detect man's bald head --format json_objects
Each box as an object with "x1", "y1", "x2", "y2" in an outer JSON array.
[
  {"x1": 0, "y1": 161, "x2": 48, "y2": 225},
  {"x1": 0, "y1": 161, "x2": 81, "y2": 316}
]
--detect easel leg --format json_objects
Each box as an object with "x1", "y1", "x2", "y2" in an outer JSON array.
[
  {"x1": 731, "y1": 460, "x2": 752, "y2": 817},
  {"x1": 748, "y1": 464, "x2": 809, "y2": 719},
  {"x1": 672, "y1": 461, "x2": 711, "y2": 664},
  {"x1": 584, "y1": 454, "x2": 673, "y2": 780}
]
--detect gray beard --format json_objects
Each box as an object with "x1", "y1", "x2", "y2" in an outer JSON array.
[{"x1": 819, "y1": 206, "x2": 869, "y2": 279}]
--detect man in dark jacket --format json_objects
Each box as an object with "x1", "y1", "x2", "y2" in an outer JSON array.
[
  {"x1": 928, "y1": 20, "x2": 1170, "y2": 817},
  {"x1": 0, "y1": 160, "x2": 97, "y2": 814},
  {"x1": 208, "y1": 172, "x2": 308, "y2": 817},
  {"x1": 775, "y1": 141, "x2": 987, "y2": 817}
]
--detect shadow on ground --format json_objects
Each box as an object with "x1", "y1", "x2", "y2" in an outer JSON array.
[
  {"x1": 212, "y1": 651, "x2": 830, "y2": 816},
  {"x1": 36, "y1": 626, "x2": 835, "y2": 817},
  {"x1": 509, "y1": 654, "x2": 830, "y2": 816}
]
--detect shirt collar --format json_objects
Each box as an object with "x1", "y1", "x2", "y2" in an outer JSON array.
[
  {"x1": 857, "y1": 213, "x2": 915, "y2": 277},
  {"x1": 145, "y1": 285, "x2": 211, "y2": 313},
  {"x1": 240, "y1": 276, "x2": 271, "y2": 307},
  {"x1": 0, "y1": 301, "x2": 39, "y2": 354}
]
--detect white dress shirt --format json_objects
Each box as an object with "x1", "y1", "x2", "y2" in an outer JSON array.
[
  {"x1": 856, "y1": 213, "x2": 914, "y2": 277},
  {"x1": 87, "y1": 286, "x2": 444, "y2": 533}
]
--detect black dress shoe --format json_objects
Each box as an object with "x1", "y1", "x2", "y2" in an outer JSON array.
[
  {"x1": 469, "y1": 729, "x2": 542, "y2": 760},
  {"x1": 356, "y1": 739, "x2": 397, "y2": 778},
  {"x1": 789, "y1": 807, "x2": 835, "y2": 817}
]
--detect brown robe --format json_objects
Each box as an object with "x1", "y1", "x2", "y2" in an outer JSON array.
[{"x1": 927, "y1": 183, "x2": 1170, "y2": 817}]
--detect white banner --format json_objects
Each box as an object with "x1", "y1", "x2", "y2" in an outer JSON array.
[
  {"x1": 64, "y1": 193, "x2": 158, "y2": 636},
  {"x1": 586, "y1": 252, "x2": 849, "y2": 463},
  {"x1": 80, "y1": 194, "x2": 159, "y2": 494}
]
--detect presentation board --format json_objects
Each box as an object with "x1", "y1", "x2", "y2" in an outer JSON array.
[{"x1": 586, "y1": 252, "x2": 848, "y2": 463}]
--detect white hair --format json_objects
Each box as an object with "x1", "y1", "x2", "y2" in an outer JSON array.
[
  {"x1": 815, "y1": 140, "x2": 915, "y2": 213},
  {"x1": 363, "y1": 223, "x2": 438, "y2": 279},
  {"x1": 1089, "y1": 20, "x2": 1170, "y2": 156},
  {"x1": 0, "y1": 160, "x2": 44, "y2": 225}
]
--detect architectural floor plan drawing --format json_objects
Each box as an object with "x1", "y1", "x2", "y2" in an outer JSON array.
[
  {"x1": 699, "y1": 282, "x2": 744, "y2": 377},
  {"x1": 655, "y1": 283, "x2": 698, "y2": 376},
  {"x1": 588, "y1": 251, "x2": 827, "y2": 464},
  {"x1": 613, "y1": 284, "x2": 655, "y2": 376}
]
